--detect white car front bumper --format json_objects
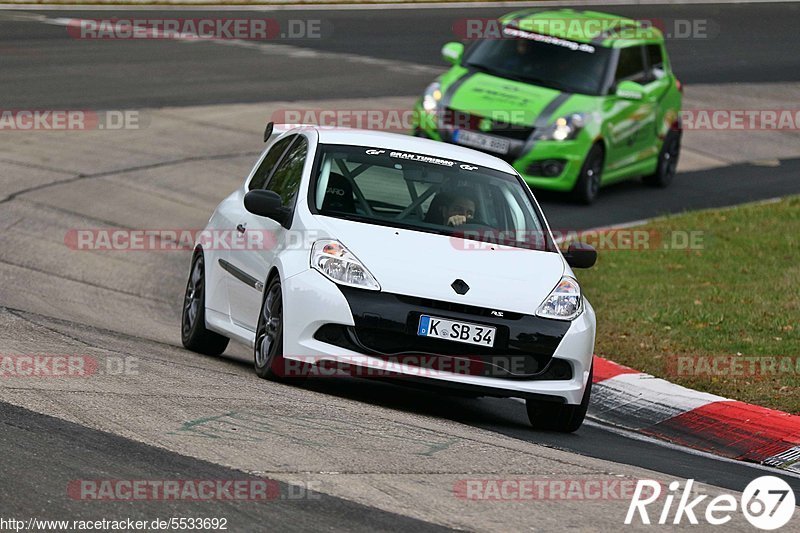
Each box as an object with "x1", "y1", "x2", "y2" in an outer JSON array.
[{"x1": 281, "y1": 268, "x2": 595, "y2": 405}]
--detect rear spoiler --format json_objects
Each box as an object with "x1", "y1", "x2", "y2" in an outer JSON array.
[
  {"x1": 263, "y1": 122, "x2": 360, "y2": 142},
  {"x1": 264, "y1": 122, "x2": 308, "y2": 142}
]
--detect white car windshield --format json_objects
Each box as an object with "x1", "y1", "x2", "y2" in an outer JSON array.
[{"x1": 311, "y1": 144, "x2": 556, "y2": 252}]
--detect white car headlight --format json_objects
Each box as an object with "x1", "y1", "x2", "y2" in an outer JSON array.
[
  {"x1": 536, "y1": 277, "x2": 582, "y2": 320},
  {"x1": 311, "y1": 240, "x2": 380, "y2": 291},
  {"x1": 422, "y1": 82, "x2": 443, "y2": 115},
  {"x1": 535, "y1": 113, "x2": 586, "y2": 142}
]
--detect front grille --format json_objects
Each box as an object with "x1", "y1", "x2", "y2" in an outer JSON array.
[
  {"x1": 441, "y1": 108, "x2": 534, "y2": 142},
  {"x1": 313, "y1": 324, "x2": 572, "y2": 381},
  {"x1": 315, "y1": 287, "x2": 572, "y2": 381},
  {"x1": 396, "y1": 295, "x2": 523, "y2": 320}
]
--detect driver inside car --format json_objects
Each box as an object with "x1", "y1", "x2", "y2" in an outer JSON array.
[{"x1": 425, "y1": 187, "x2": 478, "y2": 227}]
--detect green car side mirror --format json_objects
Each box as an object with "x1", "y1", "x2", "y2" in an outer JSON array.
[{"x1": 441, "y1": 42, "x2": 465, "y2": 65}]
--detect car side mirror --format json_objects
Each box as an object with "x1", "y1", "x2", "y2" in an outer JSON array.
[
  {"x1": 563, "y1": 242, "x2": 597, "y2": 269},
  {"x1": 441, "y1": 42, "x2": 464, "y2": 65},
  {"x1": 244, "y1": 190, "x2": 286, "y2": 224},
  {"x1": 615, "y1": 80, "x2": 645, "y2": 100}
]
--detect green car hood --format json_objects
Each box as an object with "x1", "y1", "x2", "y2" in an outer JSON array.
[{"x1": 441, "y1": 69, "x2": 598, "y2": 127}]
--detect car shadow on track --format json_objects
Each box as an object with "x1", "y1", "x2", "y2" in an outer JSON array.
[
  {"x1": 212, "y1": 351, "x2": 800, "y2": 497},
  {"x1": 216, "y1": 350, "x2": 529, "y2": 425},
  {"x1": 294, "y1": 374, "x2": 599, "y2": 450},
  {"x1": 217, "y1": 350, "x2": 586, "y2": 441}
]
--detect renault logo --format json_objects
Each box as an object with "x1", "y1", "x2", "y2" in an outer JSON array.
[{"x1": 451, "y1": 279, "x2": 470, "y2": 295}]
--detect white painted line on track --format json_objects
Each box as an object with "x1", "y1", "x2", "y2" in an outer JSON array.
[{"x1": 31, "y1": 14, "x2": 443, "y2": 76}]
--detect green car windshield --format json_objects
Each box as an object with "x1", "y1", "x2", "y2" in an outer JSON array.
[
  {"x1": 463, "y1": 28, "x2": 613, "y2": 95},
  {"x1": 311, "y1": 144, "x2": 556, "y2": 252}
]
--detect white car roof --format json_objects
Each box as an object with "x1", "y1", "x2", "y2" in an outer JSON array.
[{"x1": 277, "y1": 125, "x2": 518, "y2": 174}]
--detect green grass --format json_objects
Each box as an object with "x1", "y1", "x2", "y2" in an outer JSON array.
[{"x1": 578, "y1": 196, "x2": 800, "y2": 414}]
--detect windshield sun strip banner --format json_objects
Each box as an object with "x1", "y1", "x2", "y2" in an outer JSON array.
[
  {"x1": 503, "y1": 26, "x2": 596, "y2": 54},
  {"x1": 363, "y1": 148, "x2": 481, "y2": 171}
]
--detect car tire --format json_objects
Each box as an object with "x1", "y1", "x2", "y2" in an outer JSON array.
[
  {"x1": 571, "y1": 144, "x2": 604, "y2": 205},
  {"x1": 643, "y1": 129, "x2": 681, "y2": 188},
  {"x1": 526, "y1": 363, "x2": 593, "y2": 433},
  {"x1": 254, "y1": 276, "x2": 305, "y2": 381},
  {"x1": 181, "y1": 251, "x2": 229, "y2": 356}
]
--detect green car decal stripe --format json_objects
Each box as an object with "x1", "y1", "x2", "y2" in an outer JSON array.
[
  {"x1": 441, "y1": 70, "x2": 476, "y2": 110},
  {"x1": 521, "y1": 91, "x2": 573, "y2": 154},
  {"x1": 533, "y1": 92, "x2": 572, "y2": 129}
]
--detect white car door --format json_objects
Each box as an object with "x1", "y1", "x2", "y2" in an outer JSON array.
[
  {"x1": 227, "y1": 134, "x2": 310, "y2": 331},
  {"x1": 214, "y1": 135, "x2": 296, "y2": 330}
]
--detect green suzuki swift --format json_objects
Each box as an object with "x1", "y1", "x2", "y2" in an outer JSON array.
[{"x1": 413, "y1": 9, "x2": 683, "y2": 204}]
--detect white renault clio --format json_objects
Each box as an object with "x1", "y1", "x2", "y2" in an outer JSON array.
[{"x1": 182, "y1": 124, "x2": 598, "y2": 432}]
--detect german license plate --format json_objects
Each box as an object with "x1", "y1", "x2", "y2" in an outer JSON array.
[
  {"x1": 417, "y1": 315, "x2": 496, "y2": 348},
  {"x1": 453, "y1": 130, "x2": 510, "y2": 155}
]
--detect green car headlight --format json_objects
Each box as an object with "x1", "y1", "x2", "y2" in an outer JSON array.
[
  {"x1": 422, "y1": 82, "x2": 443, "y2": 115},
  {"x1": 535, "y1": 113, "x2": 586, "y2": 141}
]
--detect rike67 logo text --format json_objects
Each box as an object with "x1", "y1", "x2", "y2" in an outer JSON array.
[{"x1": 626, "y1": 476, "x2": 795, "y2": 530}]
